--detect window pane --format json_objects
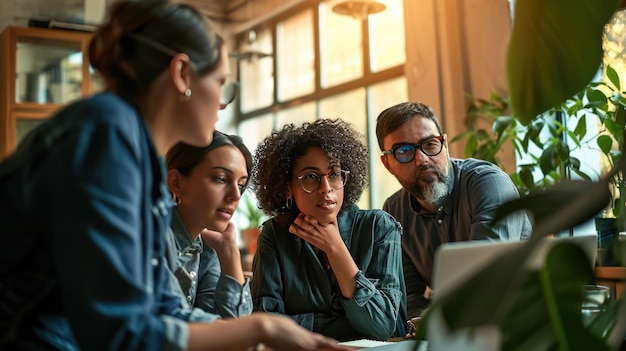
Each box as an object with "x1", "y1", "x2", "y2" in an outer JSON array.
[
  {"x1": 368, "y1": 77, "x2": 407, "y2": 208},
  {"x1": 277, "y1": 9, "x2": 315, "y2": 101},
  {"x1": 239, "y1": 29, "x2": 274, "y2": 113},
  {"x1": 369, "y1": 0, "x2": 406, "y2": 72},
  {"x1": 276, "y1": 101, "x2": 317, "y2": 128},
  {"x1": 238, "y1": 114, "x2": 275, "y2": 157},
  {"x1": 319, "y1": 88, "x2": 369, "y2": 208},
  {"x1": 319, "y1": 88, "x2": 366, "y2": 134},
  {"x1": 319, "y1": 0, "x2": 363, "y2": 88}
]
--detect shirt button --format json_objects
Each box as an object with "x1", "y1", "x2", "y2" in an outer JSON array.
[
  {"x1": 187, "y1": 296, "x2": 192, "y2": 301},
  {"x1": 437, "y1": 219, "x2": 443, "y2": 224},
  {"x1": 437, "y1": 206, "x2": 443, "y2": 212},
  {"x1": 151, "y1": 258, "x2": 159, "y2": 266},
  {"x1": 189, "y1": 271, "x2": 196, "y2": 278}
]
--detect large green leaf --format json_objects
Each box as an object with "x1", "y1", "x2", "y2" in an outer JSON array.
[
  {"x1": 419, "y1": 241, "x2": 610, "y2": 350},
  {"x1": 507, "y1": 0, "x2": 620, "y2": 124},
  {"x1": 493, "y1": 179, "x2": 611, "y2": 237}
]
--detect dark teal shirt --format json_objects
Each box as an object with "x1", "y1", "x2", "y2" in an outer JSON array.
[{"x1": 251, "y1": 205, "x2": 407, "y2": 341}]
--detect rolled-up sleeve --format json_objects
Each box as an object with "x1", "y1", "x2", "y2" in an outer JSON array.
[
  {"x1": 338, "y1": 212, "x2": 406, "y2": 339},
  {"x1": 213, "y1": 274, "x2": 253, "y2": 317}
]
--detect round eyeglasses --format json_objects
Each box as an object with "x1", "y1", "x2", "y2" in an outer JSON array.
[
  {"x1": 382, "y1": 135, "x2": 445, "y2": 163},
  {"x1": 220, "y1": 81, "x2": 239, "y2": 109},
  {"x1": 296, "y1": 170, "x2": 350, "y2": 193}
]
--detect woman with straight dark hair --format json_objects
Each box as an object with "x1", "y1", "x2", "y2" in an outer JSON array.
[{"x1": 165, "y1": 131, "x2": 253, "y2": 317}]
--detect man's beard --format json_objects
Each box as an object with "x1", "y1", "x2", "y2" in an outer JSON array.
[{"x1": 400, "y1": 164, "x2": 450, "y2": 206}]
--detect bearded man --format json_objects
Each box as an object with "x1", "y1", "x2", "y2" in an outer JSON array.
[{"x1": 375, "y1": 102, "x2": 532, "y2": 320}]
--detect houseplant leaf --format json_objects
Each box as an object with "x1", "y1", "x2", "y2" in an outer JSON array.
[
  {"x1": 507, "y1": 0, "x2": 620, "y2": 124},
  {"x1": 493, "y1": 179, "x2": 611, "y2": 237},
  {"x1": 419, "y1": 241, "x2": 610, "y2": 350}
]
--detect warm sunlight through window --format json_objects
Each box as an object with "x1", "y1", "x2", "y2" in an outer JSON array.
[
  {"x1": 277, "y1": 9, "x2": 315, "y2": 101},
  {"x1": 369, "y1": 77, "x2": 407, "y2": 207},
  {"x1": 239, "y1": 29, "x2": 274, "y2": 113},
  {"x1": 236, "y1": 0, "x2": 406, "y2": 209},
  {"x1": 368, "y1": 0, "x2": 406, "y2": 72},
  {"x1": 319, "y1": 0, "x2": 363, "y2": 88}
]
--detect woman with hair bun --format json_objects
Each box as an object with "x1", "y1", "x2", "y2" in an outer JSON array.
[{"x1": 0, "y1": 1, "x2": 350, "y2": 350}]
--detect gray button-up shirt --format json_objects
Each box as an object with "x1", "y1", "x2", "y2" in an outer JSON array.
[{"x1": 383, "y1": 158, "x2": 532, "y2": 318}]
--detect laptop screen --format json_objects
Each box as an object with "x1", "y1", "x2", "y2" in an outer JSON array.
[{"x1": 432, "y1": 235, "x2": 597, "y2": 297}]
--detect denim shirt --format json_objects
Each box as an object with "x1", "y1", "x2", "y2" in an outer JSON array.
[
  {"x1": 251, "y1": 204, "x2": 407, "y2": 341},
  {"x1": 166, "y1": 210, "x2": 252, "y2": 317},
  {"x1": 382, "y1": 158, "x2": 533, "y2": 318},
  {"x1": 0, "y1": 92, "x2": 217, "y2": 350}
]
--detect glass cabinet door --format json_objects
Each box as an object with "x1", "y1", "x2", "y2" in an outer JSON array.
[
  {"x1": 16, "y1": 118, "x2": 46, "y2": 145},
  {"x1": 15, "y1": 35, "x2": 83, "y2": 104}
]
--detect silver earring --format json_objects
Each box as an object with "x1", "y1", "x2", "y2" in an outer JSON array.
[
  {"x1": 285, "y1": 197, "x2": 292, "y2": 209},
  {"x1": 181, "y1": 88, "x2": 192, "y2": 102}
]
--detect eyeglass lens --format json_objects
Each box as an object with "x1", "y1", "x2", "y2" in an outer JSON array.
[
  {"x1": 394, "y1": 137, "x2": 443, "y2": 163},
  {"x1": 220, "y1": 82, "x2": 239, "y2": 106},
  {"x1": 299, "y1": 170, "x2": 348, "y2": 193}
]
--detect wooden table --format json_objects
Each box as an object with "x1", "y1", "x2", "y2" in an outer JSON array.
[{"x1": 595, "y1": 266, "x2": 626, "y2": 301}]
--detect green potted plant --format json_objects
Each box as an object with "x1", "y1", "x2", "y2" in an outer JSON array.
[
  {"x1": 452, "y1": 90, "x2": 517, "y2": 172},
  {"x1": 559, "y1": 67, "x2": 626, "y2": 262},
  {"x1": 238, "y1": 193, "x2": 265, "y2": 271},
  {"x1": 589, "y1": 66, "x2": 626, "y2": 220},
  {"x1": 454, "y1": 90, "x2": 594, "y2": 197},
  {"x1": 456, "y1": 64, "x2": 626, "y2": 248},
  {"x1": 418, "y1": 0, "x2": 626, "y2": 350}
]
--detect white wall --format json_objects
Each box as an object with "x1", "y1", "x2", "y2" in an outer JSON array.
[
  {"x1": 1, "y1": 0, "x2": 82, "y2": 32},
  {"x1": 0, "y1": 0, "x2": 116, "y2": 33}
]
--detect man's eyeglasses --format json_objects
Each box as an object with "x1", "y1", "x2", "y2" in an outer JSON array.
[
  {"x1": 296, "y1": 170, "x2": 350, "y2": 193},
  {"x1": 382, "y1": 135, "x2": 445, "y2": 163}
]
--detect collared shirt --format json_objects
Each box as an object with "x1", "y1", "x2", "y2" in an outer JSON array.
[
  {"x1": 0, "y1": 92, "x2": 217, "y2": 351},
  {"x1": 383, "y1": 158, "x2": 532, "y2": 318},
  {"x1": 166, "y1": 210, "x2": 252, "y2": 317},
  {"x1": 251, "y1": 204, "x2": 407, "y2": 341}
]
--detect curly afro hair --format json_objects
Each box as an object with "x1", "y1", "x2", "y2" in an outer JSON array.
[{"x1": 251, "y1": 118, "x2": 369, "y2": 226}]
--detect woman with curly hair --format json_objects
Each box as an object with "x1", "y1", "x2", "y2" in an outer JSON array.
[{"x1": 250, "y1": 118, "x2": 407, "y2": 341}]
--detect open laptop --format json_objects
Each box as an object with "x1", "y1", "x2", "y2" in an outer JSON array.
[
  {"x1": 425, "y1": 235, "x2": 598, "y2": 350},
  {"x1": 432, "y1": 235, "x2": 598, "y2": 296},
  {"x1": 338, "y1": 236, "x2": 597, "y2": 350}
]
